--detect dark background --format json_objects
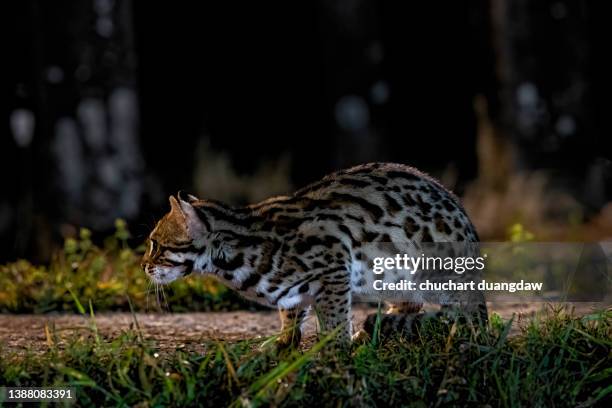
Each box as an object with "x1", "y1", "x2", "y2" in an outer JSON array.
[{"x1": 4, "y1": 0, "x2": 612, "y2": 262}]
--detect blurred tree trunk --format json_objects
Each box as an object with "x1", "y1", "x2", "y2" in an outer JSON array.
[
  {"x1": 312, "y1": 0, "x2": 496, "y2": 193},
  {"x1": 491, "y1": 0, "x2": 611, "y2": 212},
  {"x1": 5, "y1": 0, "x2": 144, "y2": 262}
]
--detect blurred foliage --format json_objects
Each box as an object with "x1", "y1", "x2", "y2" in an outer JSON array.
[
  {"x1": 483, "y1": 223, "x2": 540, "y2": 289},
  {"x1": 484, "y1": 223, "x2": 609, "y2": 301},
  {"x1": 0, "y1": 220, "x2": 255, "y2": 313}
]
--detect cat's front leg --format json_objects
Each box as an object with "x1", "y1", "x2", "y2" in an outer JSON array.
[
  {"x1": 276, "y1": 307, "x2": 307, "y2": 348},
  {"x1": 314, "y1": 278, "x2": 352, "y2": 346}
]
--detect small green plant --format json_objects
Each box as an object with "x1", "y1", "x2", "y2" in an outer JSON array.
[
  {"x1": 508, "y1": 223, "x2": 535, "y2": 243},
  {"x1": 489, "y1": 311, "x2": 505, "y2": 333}
]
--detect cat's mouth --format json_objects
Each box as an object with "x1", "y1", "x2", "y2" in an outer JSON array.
[{"x1": 146, "y1": 265, "x2": 186, "y2": 285}]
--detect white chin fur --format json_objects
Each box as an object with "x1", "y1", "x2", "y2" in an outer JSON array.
[{"x1": 150, "y1": 266, "x2": 185, "y2": 284}]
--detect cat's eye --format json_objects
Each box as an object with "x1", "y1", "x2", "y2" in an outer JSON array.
[{"x1": 149, "y1": 239, "x2": 159, "y2": 255}]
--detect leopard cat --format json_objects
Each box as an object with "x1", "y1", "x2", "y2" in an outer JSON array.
[{"x1": 142, "y1": 162, "x2": 487, "y2": 347}]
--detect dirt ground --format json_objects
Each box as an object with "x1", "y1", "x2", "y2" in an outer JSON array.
[{"x1": 0, "y1": 303, "x2": 605, "y2": 354}]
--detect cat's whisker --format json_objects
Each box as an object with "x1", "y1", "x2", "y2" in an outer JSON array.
[
  {"x1": 160, "y1": 285, "x2": 169, "y2": 311},
  {"x1": 145, "y1": 279, "x2": 153, "y2": 312},
  {"x1": 155, "y1": 283, "x2": 161, "y2": 311}
]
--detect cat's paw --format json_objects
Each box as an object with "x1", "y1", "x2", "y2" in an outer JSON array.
[
  {"x1": 275, "y1": 331, "x2": 301, "y2": 350},
  {"x1": 351, "y1": 329, "x2": 370, "y2": 344}
]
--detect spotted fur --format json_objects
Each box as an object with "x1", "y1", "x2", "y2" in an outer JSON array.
[{"x1": 142, "y1": 163, "x2": 487, "y2": 346}]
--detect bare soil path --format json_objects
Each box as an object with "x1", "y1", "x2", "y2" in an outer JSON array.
[{"x1": 0, "y1": 303, "x2": 603, "y2": 354}]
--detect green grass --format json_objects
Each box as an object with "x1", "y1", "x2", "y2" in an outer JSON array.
[
  {"x1": 0, "y1": 220, "x2": 254, "y2": 313},
  {"x1": 1, "y1": 307, "x2": 610, "y2": 407}
]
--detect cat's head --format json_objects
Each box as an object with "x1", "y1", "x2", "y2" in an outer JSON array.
[{"x1": 142, "y1": 193, "x2": 208, "y2": 284}]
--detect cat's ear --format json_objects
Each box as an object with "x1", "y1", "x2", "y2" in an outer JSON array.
[
  {"x1": 169, "y1": 196, "x2": 183, "y2": 215},
  {"x1": 177, "y1": 195, "x2": 208, "y2": 234},
  {"x1": 177, "y1": 190, "x2": 199, "y2": 204}
]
